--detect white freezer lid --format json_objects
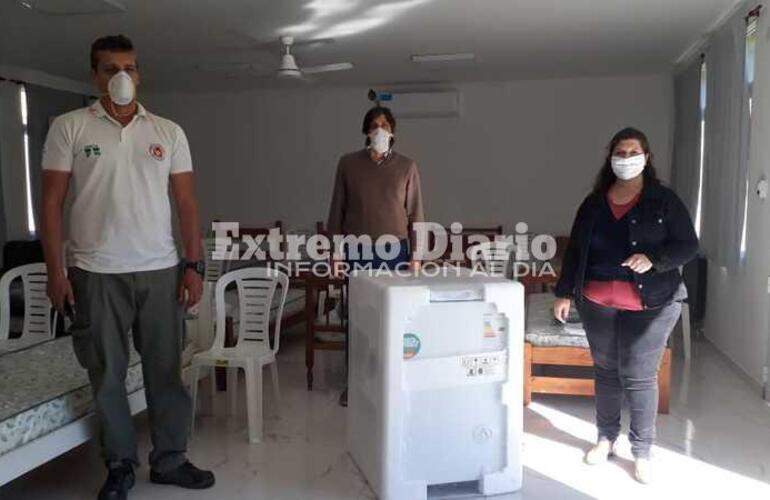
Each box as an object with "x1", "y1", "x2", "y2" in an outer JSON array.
[{"x1": 349, "y1": 268, "x2": 514, "y2": 291}]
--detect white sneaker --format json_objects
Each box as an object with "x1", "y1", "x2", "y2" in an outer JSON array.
[
  {"x1": 584, "y1": 438, "x2": 616, "y2": 465},
  {"x1": 634, "y1": 457, "x2": 653, "y2": 484}
]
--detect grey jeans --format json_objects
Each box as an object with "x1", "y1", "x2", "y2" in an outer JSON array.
[
  {"x1": 69, "y1": 265, "x2": 191, "y2": 472},
  {"x1": 577, "y1": 297, "x2": 681, "y2": 458}
]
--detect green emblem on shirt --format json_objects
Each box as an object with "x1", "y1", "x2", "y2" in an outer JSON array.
[{"x1": 84, "y1": 144, "x2": 101, "y2": 158}]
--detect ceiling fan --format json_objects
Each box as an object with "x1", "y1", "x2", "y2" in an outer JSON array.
[
  {"x1": 275, "y1": 36, "x2": 353, "y2": 80},
  {"x1": 197, "y1": 36, "x2": 354, "y2": 82}
]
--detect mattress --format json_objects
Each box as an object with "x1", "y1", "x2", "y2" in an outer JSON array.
[
  {"x1": 0, "y1": 287, "x2": 305, "y2": 457},
  {"x1": 0, "y1": 337, "x2": 144, "y2": 458},
  {"x1": 525, "y1": 293, "x2": 589, "y2": 348},
  {"x1": 0, "y1": 333, "x2": 52, "y2": 355}
]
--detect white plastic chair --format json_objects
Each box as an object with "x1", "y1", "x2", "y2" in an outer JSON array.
[
  {"x1": 188, "y1": 238, "x2": 236, "y2": 350},
  {"x1": 468, "y1": 241, "x2": 514, "y2": 278},
  {"x1": 676, "y1": 266, "x2": 692, "y2": 362},
  {"x1": 203, "y1": 237, "x2": 233, "y2": 283},
  {"x1": 189, "y1": 267, "x2": 289, "y2": 443},
  {"x1": 0, "y1": 263, "x2": 57, "y2": 340},
  {"x1": 184, "y1": 238, "x2": 241, "y2": 401},
  {"x1": 681, "y1": 302, "x2": 692, "y2": 361}
]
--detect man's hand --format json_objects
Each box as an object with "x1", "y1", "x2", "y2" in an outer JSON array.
[
  {"x1": 622, "y1": 253, "x2": 653, "y2": 274},
  {"x1": 178, "y1": 268, "x2": 203, "y2": 309},
  {"x1": 47, "y1": 271, "x2": 74, "y2": 314}
]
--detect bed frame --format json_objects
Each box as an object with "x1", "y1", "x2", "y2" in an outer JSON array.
[
  {"x1": 0, "y1": 365, "x2": 206, "y2": 486},
  {"x1": 523, "y1": 343, "x2": 672, "y2": 414},
  {"x1": 0, "y1": 389, "x2": 147, "y2": 486}
]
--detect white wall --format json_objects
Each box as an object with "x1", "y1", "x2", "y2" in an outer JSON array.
[{"x1": 144, "y1": 74, "x2": 673, "y2": 236}]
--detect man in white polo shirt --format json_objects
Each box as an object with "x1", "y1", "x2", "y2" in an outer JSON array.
[{"x1": 40, "y1": 35, "x2": 214, "y2": 500}]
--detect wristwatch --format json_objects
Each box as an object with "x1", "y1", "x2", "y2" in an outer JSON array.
[{"x1": 182, "y1": 260, "x2": 205, "y2": 276}]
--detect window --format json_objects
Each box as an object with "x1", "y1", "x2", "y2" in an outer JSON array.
[
  {"x1": 739, "y1": 15, "x2": 758, "y2": 258},
  {"x1": 694, "y1": 57, "x2": 707, "y2": 238},
  {"x1": 19, "y1": 85, "x2": 36, "y2": 235},
  {"x1": 746, "y1": 16, "x2": 757, "y2": 117}
]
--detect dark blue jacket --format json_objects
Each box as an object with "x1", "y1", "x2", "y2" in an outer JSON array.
[{"x1": 554, "y1": 179, "x2": 699, "y2": 309}]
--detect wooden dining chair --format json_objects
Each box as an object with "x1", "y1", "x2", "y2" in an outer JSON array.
[{"x1": 303, "y1": 222, "x2": 348, "y2": 390}]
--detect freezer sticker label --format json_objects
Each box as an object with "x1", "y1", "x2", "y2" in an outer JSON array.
[
  {"x1": 483, "y1": 313, "x2": 507, "y2": 339},
  {"x1": 403, "y1": 333, "x2": 421, "y2": 360},
  {"x1": 483, "y1": 320, "x2": 497, "y2": 338}
]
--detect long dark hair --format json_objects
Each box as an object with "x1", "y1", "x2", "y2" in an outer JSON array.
[{"x1": 593, "y1": 127, "x2": 658, "y2": 195}]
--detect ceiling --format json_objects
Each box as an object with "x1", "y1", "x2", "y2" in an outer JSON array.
[{"x1": 0, "y1": 0, "x2": 740, "y2": 92}]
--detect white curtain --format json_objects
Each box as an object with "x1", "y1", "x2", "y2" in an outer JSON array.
[
  {"x1": 700, "y1": 8, "x2": 752, "y2": 269},
  {"x1": 749, "y1": 10, "x2": 770, "y2": 401},
  {"x1": 0, "y1": 80, "x2": 29, "y2": 244},
  {"x1": 671, "y1": 57, "x2": 703, "y2": 217}
]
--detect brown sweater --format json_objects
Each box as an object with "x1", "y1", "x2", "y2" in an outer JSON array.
[{"x1": 327, "y1": 149, "x2": 425, "y2": 239}]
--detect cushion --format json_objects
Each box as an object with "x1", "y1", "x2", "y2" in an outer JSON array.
[
  {"x1": 0, "y1": 337, "x2": 143, "y2": 458},
  {"x1": 525, "y1": 293, "x2": 589, "y2": 349}
]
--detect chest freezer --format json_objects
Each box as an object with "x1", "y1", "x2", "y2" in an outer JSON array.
[{"x1": 347, "y1": 270, "x2": 524, "y2": 500}]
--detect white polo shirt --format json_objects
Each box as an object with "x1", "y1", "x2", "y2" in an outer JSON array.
[{"x1": 42, "y1": 100, "x2": 193, "y2": 274}]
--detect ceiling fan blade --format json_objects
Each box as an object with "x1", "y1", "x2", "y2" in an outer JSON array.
[
  {"x1": 196, "y1": 62, "x2": 255, "y2": 72},
  {"x1": 228, "y1": 29, "x2": 336, "y2": 51},
  {"x1": 302, "y1": 62, "x2": 354, "y2": 75},
  {"x1": 292, "y1": 38, "x2": 336, "y2": 51}
]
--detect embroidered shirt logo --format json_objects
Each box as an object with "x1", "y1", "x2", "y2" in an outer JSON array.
[
  {"x1": 149, "y1": 144, "x2": 165, "y2": 161},
  {"x1": 84, "y1": 145, "x2": 101, "y2": 158}
]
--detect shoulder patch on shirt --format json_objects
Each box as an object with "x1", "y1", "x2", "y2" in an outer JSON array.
[{"x1": 149, "y1": 143, "x2": 165, "y2": 161}]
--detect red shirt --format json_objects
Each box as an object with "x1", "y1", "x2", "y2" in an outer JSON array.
[{"x1": 583, "y1": 192, "x2": 644, "y2": 311}]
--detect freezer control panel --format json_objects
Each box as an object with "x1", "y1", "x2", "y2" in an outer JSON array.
[{"x1": 461, "y1": 353, "x2": 505, "y2": 378}]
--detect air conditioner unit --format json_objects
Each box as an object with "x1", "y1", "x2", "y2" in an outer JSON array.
[{"x1": 381, "y1": 90, "x2": 461, "y2": 119}]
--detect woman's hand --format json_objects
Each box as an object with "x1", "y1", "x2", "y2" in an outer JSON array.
[
  {"x1": 622, "y1": 253, "x2": 653, "y2": 274},
  {"x1": 553, "y1": 298, "x2": 571, "y2": 323}
]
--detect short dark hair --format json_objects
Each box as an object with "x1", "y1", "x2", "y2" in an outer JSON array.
[
  {"x1": 90, "y1": 35, "x2": 135, "y2": 70},
  {"x1": 593, "y1": 127, "x2": 659, "y2": 195},
  {"x1": 361, "y1": 106, "x2": 396, "y2": 135}
]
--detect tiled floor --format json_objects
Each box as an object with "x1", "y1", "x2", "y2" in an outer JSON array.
[{"x1": 2, "y1": 329, "x2": 770, "y2": 500}]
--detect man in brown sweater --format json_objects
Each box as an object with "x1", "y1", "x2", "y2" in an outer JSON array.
[
  {"x1": 327, "y1": 106, "x2": 425, "y2": 258},
  {"x1": 326, "y1": 105, "x2": 425, "y2": 406}
]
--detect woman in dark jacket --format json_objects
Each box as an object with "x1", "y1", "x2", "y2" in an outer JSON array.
[{"x1": 553, "y1": 127, "x2": 698, "y2": 484}]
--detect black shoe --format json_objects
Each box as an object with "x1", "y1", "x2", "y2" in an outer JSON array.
[
  {"x1": 98, "y1": 463, "x2": 135, "y2": 500},
  {"x1": 339, "y1": 387, "x2": 348, "y2": 407},
  {"x1": 150, "y1": 461, "x2": 215, "y2": 490}
]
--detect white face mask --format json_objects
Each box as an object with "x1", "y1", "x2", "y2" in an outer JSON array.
[
  {"x1": 611, "y1": 154, "x2": 646, "y2": 180},
  {"x1": 107, "y1": 71, "x2": 135, "y2": 106},
  {"x1": 369, "y1": 127, "x2": 392, "y2": 155}
]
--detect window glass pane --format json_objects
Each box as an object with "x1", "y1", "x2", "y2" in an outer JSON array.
[
  {"x1": 739, "y1": 17, "x2": 758, "y2": 259},
  {"x1": 695, "y1": 60, "x2": 707, "y2": 237},
  {"x1": 19, "y1": 85, "x2": 36, "y2": 234}
]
